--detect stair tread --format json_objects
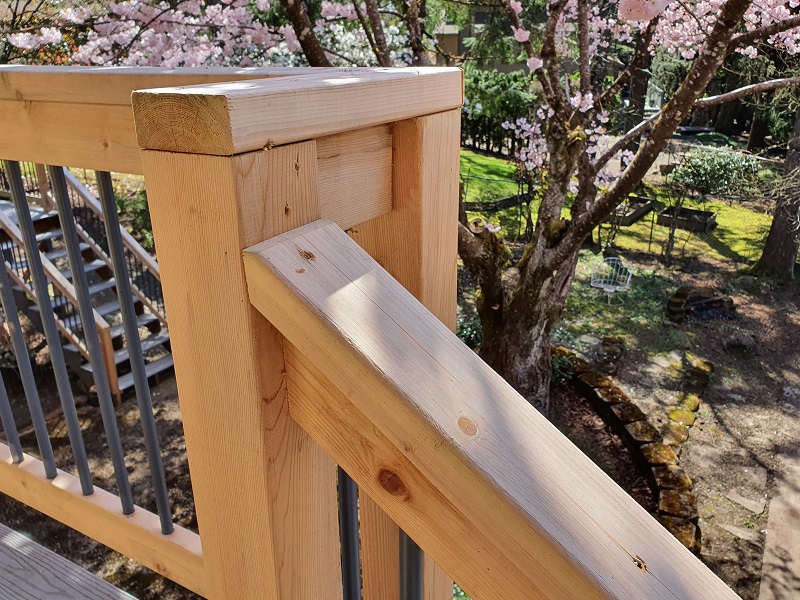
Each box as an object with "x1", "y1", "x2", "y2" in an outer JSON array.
[
  {"x1": 44, "y1": 243, "x2": 91, "y2": 261},
  {"x1": 80, "y1": 331, "x2": 171, "y2": 371},
  {"x1": 62, "y1": 313, "x2": 161, "y2": 353},
  {"x1": 87, "y1": 278, "x2": 116, "y2": 295},
  {"x1": 117, "y1": 355, "x2": 175, "y2": 392},
  {"x1": 60, "y1": 260, "x2": 107, "y2": 280}
]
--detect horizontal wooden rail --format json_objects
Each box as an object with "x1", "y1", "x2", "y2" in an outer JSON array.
[
  {"x1": 0, "y1": 66, "x2": 461, "y2": 175},
  {"x1": 0, "y1": 443, "x2": 206, "y2": 597},
  {"x1": 243, "y1": 220, "x2": 740, "y2": 600},
  {"x1": 133, "y1": 68, "x2": 463, "y2": 156}
]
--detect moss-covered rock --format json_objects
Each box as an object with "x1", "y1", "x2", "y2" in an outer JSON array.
[
  {"x1": 669, "y1": 407, "x2": 697, "y2": 427},
  {"x1": 625, "y1": 421, "x2": 661, "y2": 443},
  {"x1": 641, "y1": 443, "x2": 679, "y2": 465},
  {"x1": 611, "y1": 402, "x2": 647, "y2": 424},
  {"x1": 658, "y1": 489, "x2": 699, "y2": 519},
  {"x1": 653, "y1": 465, "x2": 693, "y2": 490}
]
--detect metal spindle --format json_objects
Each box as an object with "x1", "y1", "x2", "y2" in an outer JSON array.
[
  {"x1": 400, "y1": 531, "x2": 424, "y2": 600},
  {"x1": 3, "y1": 160, "x2": 93, "y2": 494},
  {"x1": 0, "y1": 368, "x2": 23, "y2": 463},
  {"x1": 338, "y1": 466, "x2": 362, "y2": 600},
  {"x1": 0, "y1": 260, "x2": 57, "y2": 477},
  {"x1": 47, "y1": 165, "x2": 134, "y2": 514},
  {"x1": 96, "y1": 171, "x2": 173, "y2": 533}
]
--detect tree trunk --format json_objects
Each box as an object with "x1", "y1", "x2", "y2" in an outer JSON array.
[
  {"x1": 623, "y1": 59, "x2": 651, "y2": 157},
  {"x1": 753, "y1": 108, "x2": 800, "y2": 280},
  {"x1": 747, "y1": 108, "x2": 769, "y2": 152}
]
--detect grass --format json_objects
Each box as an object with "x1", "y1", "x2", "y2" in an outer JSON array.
[{"x1": 460, "y1": 149, "x2": 519, "y2": 204}]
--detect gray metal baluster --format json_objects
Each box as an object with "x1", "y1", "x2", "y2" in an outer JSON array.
[
  {"x1": 95, "y1": 171, "x2": 173, "y2": 533},
  {"x1": 0, "y1": 259, "x2": 57, "y2": 477},
  {"x1": 400, "y1": 531, "x2": 424, "y2": 600},
  {"x1": 3, "y1": 160, "x2": 93, "y2": 493},
  {"x1": 47, "y1": 165, "x2": 134, "y2": 514},
  {"x1": 0, "y1": 368, "x2": 23, "y2": 463},
  {"x1": 338, "y1": 466, "x2": 362, "y2": 600}
]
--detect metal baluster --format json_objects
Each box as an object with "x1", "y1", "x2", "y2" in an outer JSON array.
[
  {"x1": 400, "y1": 531, "x2": 424, "y2": 600},
  {"x1": 338, "y1": 466, "x2": 362, "y2": 600},
  {"x1": 0, "y1": 366, "x2": 23, "y2": 463},
  {"x1": 3, "y1": 160, "x2": 93, "y2": 494},
  {"x1": 96, "y1": 171, "x2": 172, "y2": 532},
  {"x1": 47, "y1": 165, "x2": 134, "y2": 513},
  {"x1": 0, "y1": 259, "x2": 56, "y2": 477}
]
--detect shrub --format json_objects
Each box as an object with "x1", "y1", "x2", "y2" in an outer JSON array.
[{"x1": 672, "y1": 150, "x2": 760, "y2": 196}]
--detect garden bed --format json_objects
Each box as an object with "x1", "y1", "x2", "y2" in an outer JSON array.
[
  {"x1": 606, "y1": 196, "x2": 654, "y2": 227},
  {"x1": 657, "y1": 206, "x2": 718, "y2": 233}
]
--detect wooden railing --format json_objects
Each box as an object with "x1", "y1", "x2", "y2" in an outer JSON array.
[{"x1": 0, "y1": 65, "x2": 741, "y2": 600}]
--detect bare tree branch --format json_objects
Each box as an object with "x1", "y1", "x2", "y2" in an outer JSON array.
[
  {"x1": 577, "y1": 0, "x2": 591, "y2": 96},
  {"x1": 694, "y1": 76, "x2": 800, "y2": 107},
  {"x1": 597, "y1": 18, "x2": 659, "y2": 109},
  {"x1": 592, "y1": 114, "x2": 658, "y2": 174}
]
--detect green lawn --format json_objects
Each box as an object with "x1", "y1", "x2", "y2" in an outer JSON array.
[
  {"x1": 460, "y1": 149, "x2": 773, "y2": 264},
  {"x1": 460, "y1": 149, "x2": 518, "y2": 204}
]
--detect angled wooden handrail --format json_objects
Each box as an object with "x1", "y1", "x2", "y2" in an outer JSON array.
[{"x1": 243, "y1": 220, "x2": 740, "y2": 600}]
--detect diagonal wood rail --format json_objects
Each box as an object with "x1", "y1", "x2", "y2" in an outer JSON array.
[{"x1": 243, "y1": 219, "x2": 740, "y2": 600}]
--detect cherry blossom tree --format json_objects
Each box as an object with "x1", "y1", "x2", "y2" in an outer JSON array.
[
  {"x1": 458, "y1": 0, "x2": 800, "y2": 410},
  {"x1": 2, "y1": 0, "x2": 417, "y2": 67}
]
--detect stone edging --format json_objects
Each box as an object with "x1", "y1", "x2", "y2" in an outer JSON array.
[{"x1": 554, "y1": 346, "x2": 702, "y2": 553}]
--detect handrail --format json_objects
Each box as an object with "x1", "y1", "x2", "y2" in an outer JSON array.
[{"x1": 243, "y1": 220, "x2": 740, "y2": 600}]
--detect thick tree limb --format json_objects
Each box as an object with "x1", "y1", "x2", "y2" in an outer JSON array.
[
  {"x1": 279, "y1": 0, "x2": 332, "y2": 67},
  {"x1": 728, "y1": 15, "x2": 800, "y2": 54},
  {"x1": 365, "y1": 0, "x2": 392, "y2": 67},
  {"x1": 694, "y1": 76, "x2": 800, "y2": 107},
  {"x1": 593, "y1": 114, "x2": 658, "y2": 174}
]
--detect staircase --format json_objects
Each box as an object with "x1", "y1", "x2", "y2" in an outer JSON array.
[{"x1": 0, "y1": 165, "x2": 172, "y2": 398}]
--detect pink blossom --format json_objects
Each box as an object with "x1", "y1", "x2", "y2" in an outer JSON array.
[
  {"x1": 527, "y1": 56, "x2": 543, "y2": 71},
  {"x1": 509, "y1": 0, "x2": 523, "y2": 15},
  {"x1": 512, "y1": 26, "x2": 530, "y2": 43}
]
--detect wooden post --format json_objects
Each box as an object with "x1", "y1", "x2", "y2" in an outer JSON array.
[
  {"x1": 348, "y1": 109, "x2": 461, "y2": 600},
  {"x1": 133, "y1": 68, "x2": 463, "y2": 600},
  {"x1": 138, "y1": 144, "x2": 342, "y2": 600},
  {"x1": 34, "y1": 163, "x2": 53, "y2": 209}
]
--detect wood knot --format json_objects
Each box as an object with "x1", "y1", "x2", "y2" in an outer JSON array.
[
  {"x1": 633, "y1": 555, "x2": 647, "y2": 572},
  {"x1": 378, "y1": 469, "x2": 409, "y2": 499},
  {"x1": 298, "y1": 249, "x2": 316, "y2": 261},
  {"x1": 458, "y1": 416, "x2": 478, "y2": 436}
]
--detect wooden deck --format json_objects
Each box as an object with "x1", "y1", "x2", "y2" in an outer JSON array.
[{"x1": 0, "y1": 522, "x2": 134, "y2": 599}]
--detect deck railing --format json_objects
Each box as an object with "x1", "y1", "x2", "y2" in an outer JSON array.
[{"x1": 0, "y1": 65, "x2": 741, "y2": 600}]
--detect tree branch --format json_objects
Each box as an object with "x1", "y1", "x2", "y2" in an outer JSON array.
[
  {"x1": 694, "y1": 76, "x2": 800, "y2": 107},
  {"x1": 577, "y1": 0, "x2": 591, "y2": 96},
  {"x1": 279, "y1": 0, "x2": 333, "y2": 67},
  {"x1": 365, "y1": 0, "x2": 392, "y2": 67},
  {"x1": 598, "y1": 18, "x2": 659, "y2": 109},
  {"x1": 728, "y1": 15, "x2": 800, "y2": 54},
  {"x1": 592, "y1": 113, "x2": 658, "y2": 174}
]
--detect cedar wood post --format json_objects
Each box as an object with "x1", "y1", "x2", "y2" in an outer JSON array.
[{"x1": 132, "y1": 69, "x2": 463, "y2": 600}]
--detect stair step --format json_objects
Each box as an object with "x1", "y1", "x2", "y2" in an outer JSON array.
[
  {"x1": 80, "y1": 331, "x2": 171, "y2": 372},
  {"x1": 0, "y1": 229, "x2": 62, "y2": 250},
  {"x1": 27, "y1": 296, "x2": 141, "y2": 329},
  {"x1": 117, "y1": 355, "x2": 175, "y2": 392},
  {"x1": 62, "y1": 313, "x2": 160, "y2": 354},
  {"x1": 60, "y1": 259, "x2": 108, "y2": 280},
  {"x1": 86, "y1": 278, "x2": 116, "y2": 295},
  {"x1": 44, "y1": 243, "x2": 91, "y2": 261}
]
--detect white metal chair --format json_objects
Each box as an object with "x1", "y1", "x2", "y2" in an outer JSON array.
[{"x1": 590, "y1": 257, "x2": 632, "y2": 304}]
